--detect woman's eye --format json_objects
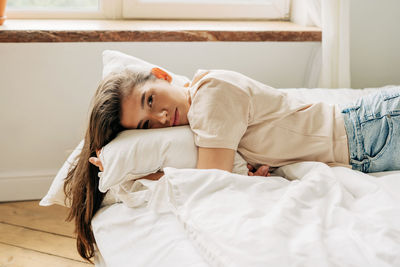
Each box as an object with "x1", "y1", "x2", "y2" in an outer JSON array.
[
  {"x1": 143, "y1": 120, "x2": 150, "y2": 129},
  {"x1": 148, "y1": 95, "x2": 153, "y2": 107}
]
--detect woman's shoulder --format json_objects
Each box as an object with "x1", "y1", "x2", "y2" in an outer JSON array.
[
  {"x1": 189, "y1": 69, "x2": 256, "y2": 98},
  {"x1": 188, "y1": 70, "x2": 253, "y2": 122},
  {"x1": 191, "y1": 69, "x2": 247, "y2": 85}
]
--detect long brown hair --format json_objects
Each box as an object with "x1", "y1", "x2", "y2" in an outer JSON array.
[{"x1": 64, "y1": 69, "x2": 156, "y2": 263}]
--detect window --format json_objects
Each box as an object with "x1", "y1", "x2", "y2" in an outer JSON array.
[
  {"x1": 6, "y1": 0, "x2": 290, "y2": 20},
  {"x1": 122, "y1": 0, "x2": 290, "y2": 20}
]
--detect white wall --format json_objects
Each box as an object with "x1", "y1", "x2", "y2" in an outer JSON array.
[
  {"x1": 350, "y1": 0, "x2": 400, "y2": 88},
  {"x1": 2, "y1": 0, "x2": 400, "y2": 201},
  {"x1": 0, "y1": 41, "x2": 319, "y2": 201}
]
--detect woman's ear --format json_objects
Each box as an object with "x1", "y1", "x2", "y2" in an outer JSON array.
[{"x1": 151, "y1": 67, "x2": 172, "y2": 83}]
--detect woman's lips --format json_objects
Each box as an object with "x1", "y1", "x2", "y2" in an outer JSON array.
[{"x1": 173, "y1": 108, "x2": 179, "y2": 126}]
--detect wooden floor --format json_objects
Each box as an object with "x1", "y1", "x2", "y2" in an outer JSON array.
[{"x1": 0, "y1": 200, "x2": 92, "y2": 266}]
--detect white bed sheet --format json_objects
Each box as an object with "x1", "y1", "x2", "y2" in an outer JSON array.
[
  {"x1": 93, "y1": 163, "x2": 400, "y2": 267},
  {"x1": 92, "y1": 87, "x2": 400, "y2": 267}
]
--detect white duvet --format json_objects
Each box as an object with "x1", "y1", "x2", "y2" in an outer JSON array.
[{"x1": 92, "y1": 162, "x2": 400, "y2": 267}]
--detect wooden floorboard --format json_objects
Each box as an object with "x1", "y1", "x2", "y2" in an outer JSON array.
[
  {"x1": 0, "y1": 200, "x2": 74, "y2": 237},
  {"x1": 0, "y1": 223, "x2": 85, "y2": 262},
  {"x1": 0, "y1": 243, "x2": 91, "y2": 266},
  {"x1": 0, "y1": 200, "x2": 93, "y2": 266}
]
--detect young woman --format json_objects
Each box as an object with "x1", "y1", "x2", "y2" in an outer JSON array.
[{"x1": 65, "y1": 67, "x2": 400, "y2": 262}]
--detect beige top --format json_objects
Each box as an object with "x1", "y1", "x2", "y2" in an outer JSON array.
[{"x1": 187, "y1": 69, "x2": 350, "y2": 168}]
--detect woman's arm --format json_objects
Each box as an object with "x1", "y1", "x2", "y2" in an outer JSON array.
[
  {"x1": 137, "y1": 171, "x2": 164, "y2": 180},
  {"x1": 197, "y1": 147, "x2": 235, "y2": 172},
  {"x1": 89, "y1": 147, "x2": 269, "y2": 179}
]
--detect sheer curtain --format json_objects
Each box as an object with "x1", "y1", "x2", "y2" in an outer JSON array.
[{"x1": 292, "y1": 0, "x2": 350, "y2": 88}]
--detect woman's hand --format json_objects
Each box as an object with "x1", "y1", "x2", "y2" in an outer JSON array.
[
  {"x1": 89, "y1": 149, "x2": 104, "y2": 172},
  {"x1": 247, "y1": 164, "x2": 270, "y2": 177}
]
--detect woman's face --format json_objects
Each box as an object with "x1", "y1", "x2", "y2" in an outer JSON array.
[{"x1": 120, "y1": 78, "x2": 191, "y2": 129}]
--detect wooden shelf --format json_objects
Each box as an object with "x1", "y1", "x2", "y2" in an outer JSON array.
[{"x1": 0, "y1": 19, "x2": 322, "y2": 42}]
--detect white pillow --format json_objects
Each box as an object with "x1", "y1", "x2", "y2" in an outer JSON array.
[
  {"x1": 98, "y1": 126, "x2": 198, "y2": 192},
  {"x1": 39, "y1": 141, "x2": 83, "y2": 207},
  {"x1": 39, "y1": 50, "x2": 192, "y2": 207},
  {"x1": 39, "y1": 126, "x2": 197, "y2": 206},
  {"x1": 102, "y1": 50, "x2": 190, "y2": 86}
]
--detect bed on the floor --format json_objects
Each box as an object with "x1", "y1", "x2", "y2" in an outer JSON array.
[{"x1": 40, "y1": 50, "x2": 400, "y2": 267}]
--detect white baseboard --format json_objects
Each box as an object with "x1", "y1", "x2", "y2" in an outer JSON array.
[{"x1": 0, "y1": 172, "x2": 55, "y2": 202}]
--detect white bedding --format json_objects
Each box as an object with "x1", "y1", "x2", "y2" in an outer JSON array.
[
  {"x1": 92, "y1": 88, "x2": 400, "y2": 267},
  {"x1": 93, "y1": 163, "x2": 400, "y2": 267}
]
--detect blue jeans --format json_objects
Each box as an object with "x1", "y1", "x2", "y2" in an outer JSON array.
[{"x1": 341, "y1": 86, "x2": 400, "y2": 173}]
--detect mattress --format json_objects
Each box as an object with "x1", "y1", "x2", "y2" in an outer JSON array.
[{"x1": 91, "y1": 88, "x2": 400, "y2": 267}]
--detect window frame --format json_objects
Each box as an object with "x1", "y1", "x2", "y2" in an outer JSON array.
[{"x1": 6, "y1": 0, "x2": 290, "y2": 20}]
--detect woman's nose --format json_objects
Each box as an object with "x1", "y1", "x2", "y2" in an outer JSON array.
[{"x1": 153, "y1": 110, "x2": 168, "y2": 125}]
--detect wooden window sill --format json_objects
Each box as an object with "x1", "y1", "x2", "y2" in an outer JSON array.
[{"x1": 0, "y1": 19, "x2": 321, "y2": 43}]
